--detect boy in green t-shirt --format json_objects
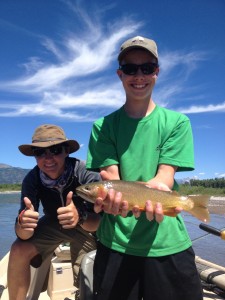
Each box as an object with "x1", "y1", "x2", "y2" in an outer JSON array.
[{"x1": 86, "y1": 36, "x2": 203, "y2": 300}]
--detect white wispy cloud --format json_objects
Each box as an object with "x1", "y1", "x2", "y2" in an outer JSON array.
[
  {"x1": 178, "y1": 102, "x2": 225, "y2": 114},
  {"x1": 0, "y1": 2, "x2": 224, "y2": 121},
  {"x1": 214, "y1": 173, "x2": 225, "y2": 178}
]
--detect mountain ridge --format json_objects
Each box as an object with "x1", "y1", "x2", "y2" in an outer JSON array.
[
  {"x1": 0, "y1": 163, "x2": 30, "y2": 184},
  {"x1": 0, "y1": 163, "x2": 187, "y2": 185}
]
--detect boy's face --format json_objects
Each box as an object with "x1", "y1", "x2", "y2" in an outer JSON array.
[{"x1": 117, "y1": 49, "x2": 159, "y2": 102}]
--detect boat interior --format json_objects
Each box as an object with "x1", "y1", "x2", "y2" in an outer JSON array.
[{"x1": 1, "y1": 224, "x2": 225, "y2": 300}]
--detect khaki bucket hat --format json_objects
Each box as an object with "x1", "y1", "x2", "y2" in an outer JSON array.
[{"x1": 18, "y1": 124, "x2": 80, "y2": 156}]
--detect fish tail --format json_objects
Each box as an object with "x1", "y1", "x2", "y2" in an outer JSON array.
[{"x1": 188, "y1": 195, "x2": 210, "y2": 223}]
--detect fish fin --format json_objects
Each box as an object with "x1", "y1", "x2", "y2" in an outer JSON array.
[
  {"x1": 163, "y1": 210, "x2": 178, "y2": 217},
  {"x1": 171, "y1": 191, "x2": 180, "y2": 196},
  {"x1": 188, "y1": 195, "x2": 210, "y2": 223},
  {"x1": 139, "y1": 208, "x2": 145, "y2": 212}
]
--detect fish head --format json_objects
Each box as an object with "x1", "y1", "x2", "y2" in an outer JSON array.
[{"x1": 76, "y1": 182, "x2": 108, "y2": 203}]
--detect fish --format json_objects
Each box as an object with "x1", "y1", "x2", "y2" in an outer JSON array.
[{"x1": 76, "y1": 180, "x2": 210, "y2": 222}]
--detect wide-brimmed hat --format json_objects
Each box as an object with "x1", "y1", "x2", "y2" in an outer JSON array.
[
  {"x1": 118, "y1": 36, "x2": 158, "y2": 63},
  {"x1": 18, "y1": 124, "x2": 80, "y2": 156}
]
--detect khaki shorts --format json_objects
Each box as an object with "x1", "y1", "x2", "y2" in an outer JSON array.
[{"x1": 25, "y1": 215, "x2": 97, "y2": 287}]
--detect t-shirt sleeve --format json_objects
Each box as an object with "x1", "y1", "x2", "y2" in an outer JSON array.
[
  {"x1": 159, "y1": 116, "x2": 194, "y2": 172},
  {"x1": 86, "y1": 118, "x2": 119, "y2": 171}
]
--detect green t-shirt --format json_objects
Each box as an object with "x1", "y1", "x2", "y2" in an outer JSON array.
[{"x1": 86, "y1": 105, "x2": 194, "y2": 257}]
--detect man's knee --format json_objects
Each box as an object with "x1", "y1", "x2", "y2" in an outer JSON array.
[{"x1": 10, "y1": 239, "x2": 39, "y2": 262}]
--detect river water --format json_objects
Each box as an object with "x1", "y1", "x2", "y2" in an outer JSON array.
[
  {"x1": 0, "y1": 193, "x2": 20, "y2": 259},
  {"x1": 0, "y1": 193, "x2": 225, "y2": 267}
]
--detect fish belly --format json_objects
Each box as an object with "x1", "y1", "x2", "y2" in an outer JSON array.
[{"x1": 109, "y1": 182, "x2": 184, "y2": 211}]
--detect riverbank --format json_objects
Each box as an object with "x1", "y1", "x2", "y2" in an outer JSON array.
[
  {"x1": 0, "y1": 192, "x2": 225, "y2": 210},
  {"x1": 208, "y1": 196, "x2": 225, "y2": 215},
  {"x1": 0, "y1": 191, "x2": 225, "y2": 214},
  {"x1": 1, "y1": 191, "x2": 225, "y2": 201},
  {"x1": 0, "y1": 191, "x2": 21, "y2": 194}
]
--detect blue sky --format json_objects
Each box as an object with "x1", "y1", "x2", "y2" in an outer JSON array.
[{"x1": 0, "y1": 0, "x2": 224, "y2": 180}]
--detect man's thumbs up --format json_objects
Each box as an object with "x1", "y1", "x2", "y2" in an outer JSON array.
[
  {"x1": 24, "y1": 197, "x2": 35, "y2": 211},
  {"x1": 17, "y1": 197, "x2": 39, "y2": 236},
  {"x1": 57, "y1": 191, "x2": 79, "y2": 229},
  {"x1": 65, "y1": 191, "x2": 73, "y2": 207}
]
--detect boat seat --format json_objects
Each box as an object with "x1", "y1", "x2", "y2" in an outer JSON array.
[
  {"x1": 26, "y1": 253, "x2": 52, "y2": 300},
  {"x1": 54, "y1": 243, "x2": 71, "y2": 261},
  {"x1": 79, "y1": 250, "x2": 96, "y2": 300}
]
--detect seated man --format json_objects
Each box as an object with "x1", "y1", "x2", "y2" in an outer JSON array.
[{"x1": 7, "y1": 124, "x2": 101, "y2": 300}]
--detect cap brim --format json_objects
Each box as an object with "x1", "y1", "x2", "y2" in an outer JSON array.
[
  {"x1": 118, "y1": 45, "x2": 158, "y2": 62},
  {"x1": 18, "y1": 139, "x2": 80, "y2": 156}
]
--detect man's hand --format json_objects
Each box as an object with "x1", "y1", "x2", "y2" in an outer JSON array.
[
  {"x1": 18, "y1": 197, "x2": 39, "y2": 232},
  {"x1": 57, "y1": 191, "x2": 79, "y2": 229}
]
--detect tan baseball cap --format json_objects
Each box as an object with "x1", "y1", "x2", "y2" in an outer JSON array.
[
  {"x1": 118, "y1": 36, "x2": 158, "y2": 62},
  {"x1": 18, "y1": 124, "x2": 80, "y2": 156}
]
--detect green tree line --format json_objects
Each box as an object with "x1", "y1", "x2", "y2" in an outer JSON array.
[
  {"x1": 189, "y1": 177, "x2": 225, "y2": 189},
  {"x1": 0, "y1": 184, "x2": 22, "y2": 192},
  {"x1": 1, "y1": 179, "x2": 225, "y2": 196},
  {"x1": 179, "y1": 178, "x2": 225, "y2": 196}
]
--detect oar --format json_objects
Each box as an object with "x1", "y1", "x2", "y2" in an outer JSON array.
[{"x1": 199, "y1": 223, "x2": 225, "y2": 240}]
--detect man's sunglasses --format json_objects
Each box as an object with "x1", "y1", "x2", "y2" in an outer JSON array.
[
  {"x1": 32, "y1": 145, "x2": 65, "y2": 157},
  {"x1": 119, "y1": 63, "x2": 158, "y2": 76}
]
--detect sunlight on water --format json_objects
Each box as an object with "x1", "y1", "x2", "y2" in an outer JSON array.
[{"x1": 182, "y1": 211, "x2": 225, "y2": 267}]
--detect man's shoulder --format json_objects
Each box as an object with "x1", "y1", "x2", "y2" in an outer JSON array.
[
  {"x1": 24, "y1": 165, "x2": 39, "y2": 179},
  {"x1": 22, "y1": 165, "x2": 40, "y2": 189},
  {"x1": 68, "y1": 157, "x2": 84, "y2": 172},
  {"x1": 68, "y1": 156, "x2": 79, "y2": 164}
]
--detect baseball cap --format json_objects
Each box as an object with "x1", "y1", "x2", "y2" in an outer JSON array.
[{"x1": 118, "y1": 36, "x2": 158, "y2": 62}]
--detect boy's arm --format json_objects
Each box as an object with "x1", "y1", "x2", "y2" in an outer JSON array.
[
  {"x1": 146, "y1": 164, "x2": 177, "y2": 190},
  {"x1": 100, "y1": 165, "x2": 120, "y2": 180}
]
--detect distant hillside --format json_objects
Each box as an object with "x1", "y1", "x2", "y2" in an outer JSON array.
[
  {"x1": 0, "y1": 163, "x2": 188, "y2": 185},
  {"x1": 0, "y1": 163, "x2": 13, "y2": 168},
  {"x1": 0, "y1": 163, "x2": 30, "y2": 184}
]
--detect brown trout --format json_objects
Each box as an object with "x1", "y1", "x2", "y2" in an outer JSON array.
[{"x1": 76, "y1": 180, "x2": 210, "y2": 222}]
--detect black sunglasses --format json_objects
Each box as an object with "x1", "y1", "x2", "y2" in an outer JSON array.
[
  {"x1": 32, "y1": 145, "x2": 65, "y2": 157},
  {"x1": 119, "y1": 63, "x2": 158, "y2": 75}
]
